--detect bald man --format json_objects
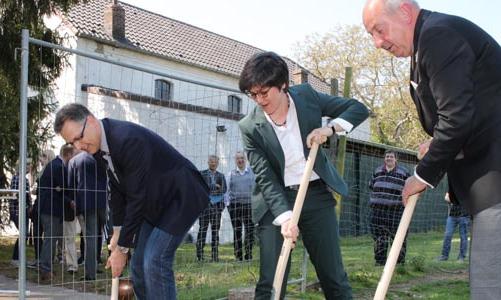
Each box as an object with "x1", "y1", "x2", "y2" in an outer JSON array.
[{"x1": 363, "y1": 1, "x2": 501, "y2": 298}]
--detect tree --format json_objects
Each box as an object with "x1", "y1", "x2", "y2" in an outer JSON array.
[
  {"x1": 0, "y1": 0, "x2": 81, "y2": 187},
  {"x1": 293, "y1": 25, "x2": 428, "y2": 150}
]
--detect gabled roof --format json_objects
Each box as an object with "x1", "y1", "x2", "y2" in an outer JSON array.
[{"x1": 63, "y1": 0, "x2": 331, "y2": 92}]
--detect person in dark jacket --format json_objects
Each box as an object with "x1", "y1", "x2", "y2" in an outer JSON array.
[
  {"x1": 30, "y1": 150, "x2": 56, "y2": 267},
  {"x1": 196, "y1": 155, "x2": 227, "y2": 262},
  {"x1": 54, "y1": 103, "x2": 209, "y2": 299},
  {"x1": 38, "y1": 145, "x2": 74, "y2": 280},
  {"x1": 9, "y1": 160, "x2": 32, "y2": 266},
  {"x1": 68, "y1": 151, "x2": 107, "y2": 279},
  {"x1": 363, "y1": 1, "x2": 501, "y2": 298}
]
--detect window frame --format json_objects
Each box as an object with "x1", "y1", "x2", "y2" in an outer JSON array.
[
  {"x1": 154, "y1": 79, "x2": 172, "y2": 101},
  {"x1": 227, "y1": 94, "x2": 242, "y2": 114}
]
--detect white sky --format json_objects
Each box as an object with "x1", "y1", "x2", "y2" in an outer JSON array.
[{"x1": 121, "y1": 0, "x2": 501, "y2": 59}]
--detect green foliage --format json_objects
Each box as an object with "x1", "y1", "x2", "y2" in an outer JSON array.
[
  {"x1": 371, "y1": 96, "x2": 429, "y2": 150},
  {"x1": 294, "y1": 25, "x2": 429, "y2": 151},
  {"x1": 0, "y1": 0, "x2": 82, "y2": 185}
]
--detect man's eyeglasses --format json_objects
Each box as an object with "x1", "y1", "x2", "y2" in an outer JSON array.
[
  {"x1": 246, "y1": 87, "x2": 271, "y2": 99},
  {"x1": 67, "y1": 117, "x2": 87, "y2": 146}
]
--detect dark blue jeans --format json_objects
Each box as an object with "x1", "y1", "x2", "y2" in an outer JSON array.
[
  {"x1": 441, "y1": 215, "x2": 470, "y2": 259},
  {"x1": 131, "y1": 222, "x2": 185, "y2": 299}
]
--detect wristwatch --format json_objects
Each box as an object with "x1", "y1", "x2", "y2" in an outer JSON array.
[{"x1": 117, "y1": 246, "x2": 129, "y2": 254}]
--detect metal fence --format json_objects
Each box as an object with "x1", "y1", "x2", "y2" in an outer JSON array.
[
  {"x1": 11, "y1": 29, "x2": 315, "y2": 299},
  {"x1": 5, "y1": 29, "x2": 455, "y2": 299}
]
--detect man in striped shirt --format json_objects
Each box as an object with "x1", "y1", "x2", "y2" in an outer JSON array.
[{"x1": 369, "y1": 150, "x2": 410, "y2": 266}]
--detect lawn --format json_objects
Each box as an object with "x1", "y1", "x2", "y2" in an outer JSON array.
[{"x1": 0, "y1": 230, "x2": 469, "y2": 299}]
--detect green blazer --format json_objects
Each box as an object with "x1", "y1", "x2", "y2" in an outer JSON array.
[{"x1": 239, "y1": 84, "x2": 369, "y2": 223}]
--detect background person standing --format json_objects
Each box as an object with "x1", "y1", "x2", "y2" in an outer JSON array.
[
  {"x1": 67, "y1": 151, "x2": 107, "y2": 280},
  {"x1": 226, "y1": 151, "x2": 255, "y2": 261},
  {"x1": 368, "y1": 150, "x2": 410, "y2": 266},
  {"x1": 197, "y1": 155, "x2": 227, "y2": 262},
  {"x1": 437, "y1": 181, "x2": 470, "y2": 262}
]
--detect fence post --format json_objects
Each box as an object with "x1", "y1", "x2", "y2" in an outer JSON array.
[
  {"x1": 330, "y1": 78, "x2": 339, "y2": 97},
  {"x1": 335, "y1": 67, "x2": 352, "y2": 220},
  {"x1": 18, "y1": 28, "x2": 30, "y2": 300}
]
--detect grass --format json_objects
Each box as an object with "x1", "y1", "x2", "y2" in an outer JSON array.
[{"x1": 0, "y1": 230, "x2": 469, "y2": 299}]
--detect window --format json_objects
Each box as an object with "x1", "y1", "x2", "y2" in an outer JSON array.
[
  {"x1": 227, "y1": 95, "x2": 242, "y2": 113},
  {"x1": 155, "y1": 79, "x2": 172, "y2": 101}
]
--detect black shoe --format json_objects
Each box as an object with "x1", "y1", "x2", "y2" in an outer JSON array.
[
  {"x1": 80, "y1": 276, "x2": 95, "y2": 281},
  {"x1": 78, "y1": 257, "x2": 84, "y2": 265}
]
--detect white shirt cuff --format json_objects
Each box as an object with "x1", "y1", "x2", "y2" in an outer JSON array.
[
  {"x1": 414, "y1": 168, "x2": 434, "y2": 189},
  {"x1": 272, "y1": 211, "x2": 292, "y2": 226},
  {"x1": 329, "y1": 118, "x2": 353, "y2": 135}
]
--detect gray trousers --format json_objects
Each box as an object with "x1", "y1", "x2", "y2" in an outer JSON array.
[
  {"x1": 39, "y1": 214, "x2": 62, "y2": 273},
  {"x1": 78, "y1": 209, "x2": 106, "y2": 279},
  {"x1": 470, "y1": 202, "x2": 501, "y2": 299}
]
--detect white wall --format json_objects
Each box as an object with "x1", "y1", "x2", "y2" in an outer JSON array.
[
  {"x1": 49, "y1": 35, "x2": 371, "y2": 244},
  {"x1": 75, "y1": 39, "x2": 252, "y2": 113}
]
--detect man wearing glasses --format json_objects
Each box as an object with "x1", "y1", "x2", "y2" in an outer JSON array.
[
  {"x1": 54, "y1": 103, "x2": 209, "y2": 299},
  {"x1": 238, "y1": 52, "x2": 369, "y2": 299}
]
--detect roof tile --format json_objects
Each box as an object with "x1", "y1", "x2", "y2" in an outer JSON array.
[{"x1": 64, "y1": 0, "x2": 330, "y2": 92}]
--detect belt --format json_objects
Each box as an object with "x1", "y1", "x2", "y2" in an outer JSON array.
[{"x1": 286, "y1": 179, "x2": 324, "y2": 191}]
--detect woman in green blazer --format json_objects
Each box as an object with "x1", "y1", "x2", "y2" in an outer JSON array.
[{"x1": 238, "y1": 52, "x2": 369, "y2": 299}]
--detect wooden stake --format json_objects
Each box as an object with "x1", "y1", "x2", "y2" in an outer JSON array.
[
  {"x1": 271, "y1": 142, "x2": 320, "y2": 300},
  {"x1": 374, "y1": 194, "x2": 419, "y2": 300}
]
